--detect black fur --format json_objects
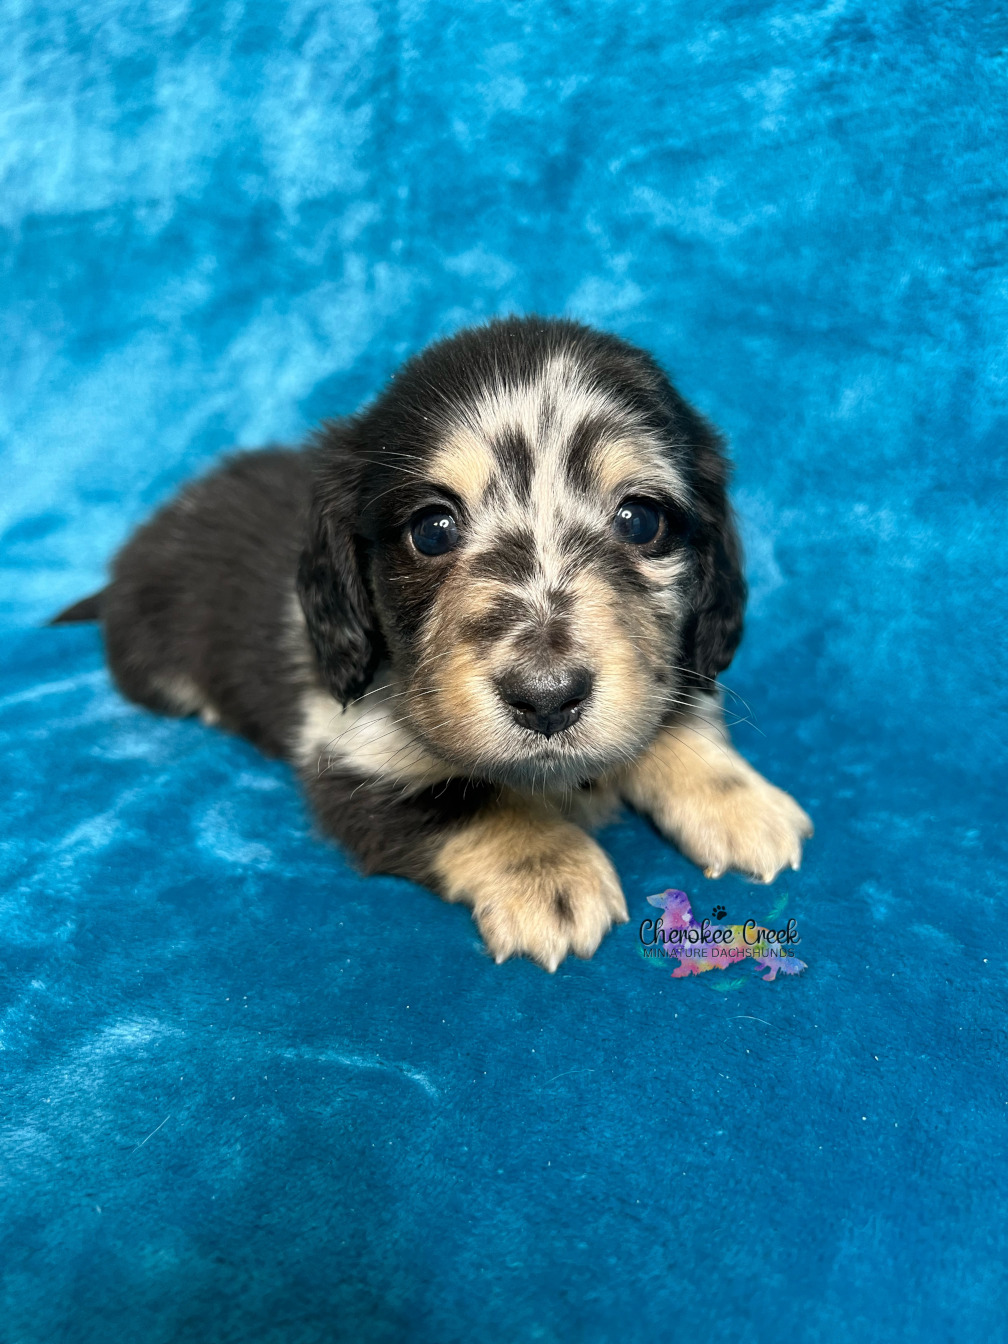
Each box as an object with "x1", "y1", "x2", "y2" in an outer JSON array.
[
  {"x1": 50, "y1": 591, "x2": 105, "y2": 624},
  {"x1": 302, "y1": 768, "x2": 493, "y2": 884},
  {"x1": 296, "y1": 444, "x2": 381, "y2": 704},
  {"x1": 96, "y1": 447, "x2": 314, "y2": 757},
  {"x1": 678, "y1": 428, "x2": 747, "y2": 684}
]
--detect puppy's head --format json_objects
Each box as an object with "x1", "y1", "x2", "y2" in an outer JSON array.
[{"x1": 298, "y1": 318, "x2": 745, "y2": 789}]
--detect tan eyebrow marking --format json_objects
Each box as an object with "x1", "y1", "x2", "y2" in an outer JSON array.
[
  {"x1": 427, "y1": 427, "x2": 496, "y2": 506},
  {"x1": 591, "y1": 433, "x2": 691, "y2": 505}
]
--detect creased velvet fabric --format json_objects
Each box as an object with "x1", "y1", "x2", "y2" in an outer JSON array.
[{"x1": 2, "y1": 3, "x2": 1006, "y2": 1340}]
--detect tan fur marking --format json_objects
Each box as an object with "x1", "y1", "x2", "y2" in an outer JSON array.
[
  {"x1": 427, "y1": 427, "x2": 496, "y2": 505},
  {"x1": 407, "y1": 561, "x2": 669, "y2": 788},
  {"x1": 409, "y1": 638, "x2": 501, "y2": 763},
  {"x1": 591, "y1": 433, "x2": 688, "y2": 504},
  {"x1": 619, "y1": 697, "x2": 813, "y2": 883},
  {"x1": 433, "y1": 797, "x2": 628, "y2": 970},
  {"x1": 152, "y1": 674, "x2": 214, "y2": 719}
]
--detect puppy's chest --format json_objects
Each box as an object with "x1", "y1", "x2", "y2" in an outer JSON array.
[
  {"x1": 495, "y1": 779, "x2": 622, "y2": 830},
  {"x1": 296, "y1": 677, "x2": 452, "y2": 791},
  {"x1": 295, "y1": 672, "x2": 622, "y2": 830}
]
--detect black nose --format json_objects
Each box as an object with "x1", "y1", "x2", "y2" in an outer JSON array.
[{"x1": 496, "y1": 668, "x2": 593, "y2": 738}]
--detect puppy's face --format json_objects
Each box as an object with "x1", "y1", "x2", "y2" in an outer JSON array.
[{"x1": 300, "y1": 319, "x2": 744, "y2": 791}]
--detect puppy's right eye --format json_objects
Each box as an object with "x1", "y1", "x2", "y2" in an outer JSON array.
[{"x1": 410, "y1": 509, "x2": 460, "y2": 556}]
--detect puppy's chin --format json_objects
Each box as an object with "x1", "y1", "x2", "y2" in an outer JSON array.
[
  {"x1": 473, "y1": 747, "x2": 604, "y2": 792},
  {"x1": 429, "y1": 722, "x2": 643, "y2": 793}
]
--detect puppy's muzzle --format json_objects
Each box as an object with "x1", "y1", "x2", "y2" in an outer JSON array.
[{"x1": 496, "y1": 668, "x2": 593, "y2": 738}]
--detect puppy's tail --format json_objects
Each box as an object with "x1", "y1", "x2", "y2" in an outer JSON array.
[{"x1": 48, "y1": 590, "x2": 106, "y2": 626}]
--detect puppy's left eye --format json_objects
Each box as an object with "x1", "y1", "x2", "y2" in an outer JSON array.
[
  {"x1": 613, "y1": 499, "x2": 664, "y2": 546},
  {"x1": 410, "y1": 509, "x2": 460, "y2": 556}
]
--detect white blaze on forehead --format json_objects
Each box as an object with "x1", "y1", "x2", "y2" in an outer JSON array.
[
  {"x1": 427, "y1": 356, "x2": 690, "y2": 596},
  {"x1": 429, "y1": 355, "x2": 688, "y2": 510}
]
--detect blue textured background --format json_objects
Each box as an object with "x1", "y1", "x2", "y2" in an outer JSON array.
[{"x1": 2, "y1": 3, "x2": 1007, "y2": 1340}]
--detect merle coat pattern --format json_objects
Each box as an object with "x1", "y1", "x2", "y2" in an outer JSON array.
[{"x1": 55, "y1": 318, "x2": 812, "y2": 970}]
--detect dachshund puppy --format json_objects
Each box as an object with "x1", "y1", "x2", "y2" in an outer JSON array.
[{"x1": 54, "y1": 317, "x2": 812, "y2": 970}]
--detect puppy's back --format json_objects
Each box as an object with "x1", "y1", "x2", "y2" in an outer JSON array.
[{"x1": 100, "y1": 447, "x2": 316, "y2": 758}]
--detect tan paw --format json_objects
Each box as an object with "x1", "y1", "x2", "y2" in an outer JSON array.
[
  {"x1": 433, "y1": 809, "x2": 628, "y2": 971},
  {"x1": 659, "y1": 769, "x2": 813, "y2": 884},
  {"x1": 620, "y1": 703, "x2": 813, "y2": 886}
]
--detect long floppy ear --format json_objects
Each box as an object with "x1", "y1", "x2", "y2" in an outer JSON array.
[
  {"x1": 296, "y1": 452, "x2": 378, "y2": 705},
  {"x1": 681, "y1": 426, "x2": 747, "y2": 685}
]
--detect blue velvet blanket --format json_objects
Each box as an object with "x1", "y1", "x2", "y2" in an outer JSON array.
[{"x1": 2, "y1": 3, "x2": 1006, "y2": 1340}]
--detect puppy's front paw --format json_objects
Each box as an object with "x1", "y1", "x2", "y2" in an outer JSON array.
[
  {"x1": 474, "y1": 841, "x2": 628, "y2": 971},
  {"x1": 621, "y1": 709, "x2": 814, "y2": 886},
  {"x1": 434, "y1": 810, "x2": 628, "y2": 971},
  {"x1": 658, "y1": 770, "x2": 813, "y2": 884}
]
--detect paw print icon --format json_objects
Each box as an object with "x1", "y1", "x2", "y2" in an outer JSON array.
[{"x1": 711, "y1": 904, "x2": 727, "y2": 921}]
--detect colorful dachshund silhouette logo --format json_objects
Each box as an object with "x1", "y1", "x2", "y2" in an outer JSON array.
[{"x1": 640, "y1": 890, "x2": 807, "y2": 982}]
